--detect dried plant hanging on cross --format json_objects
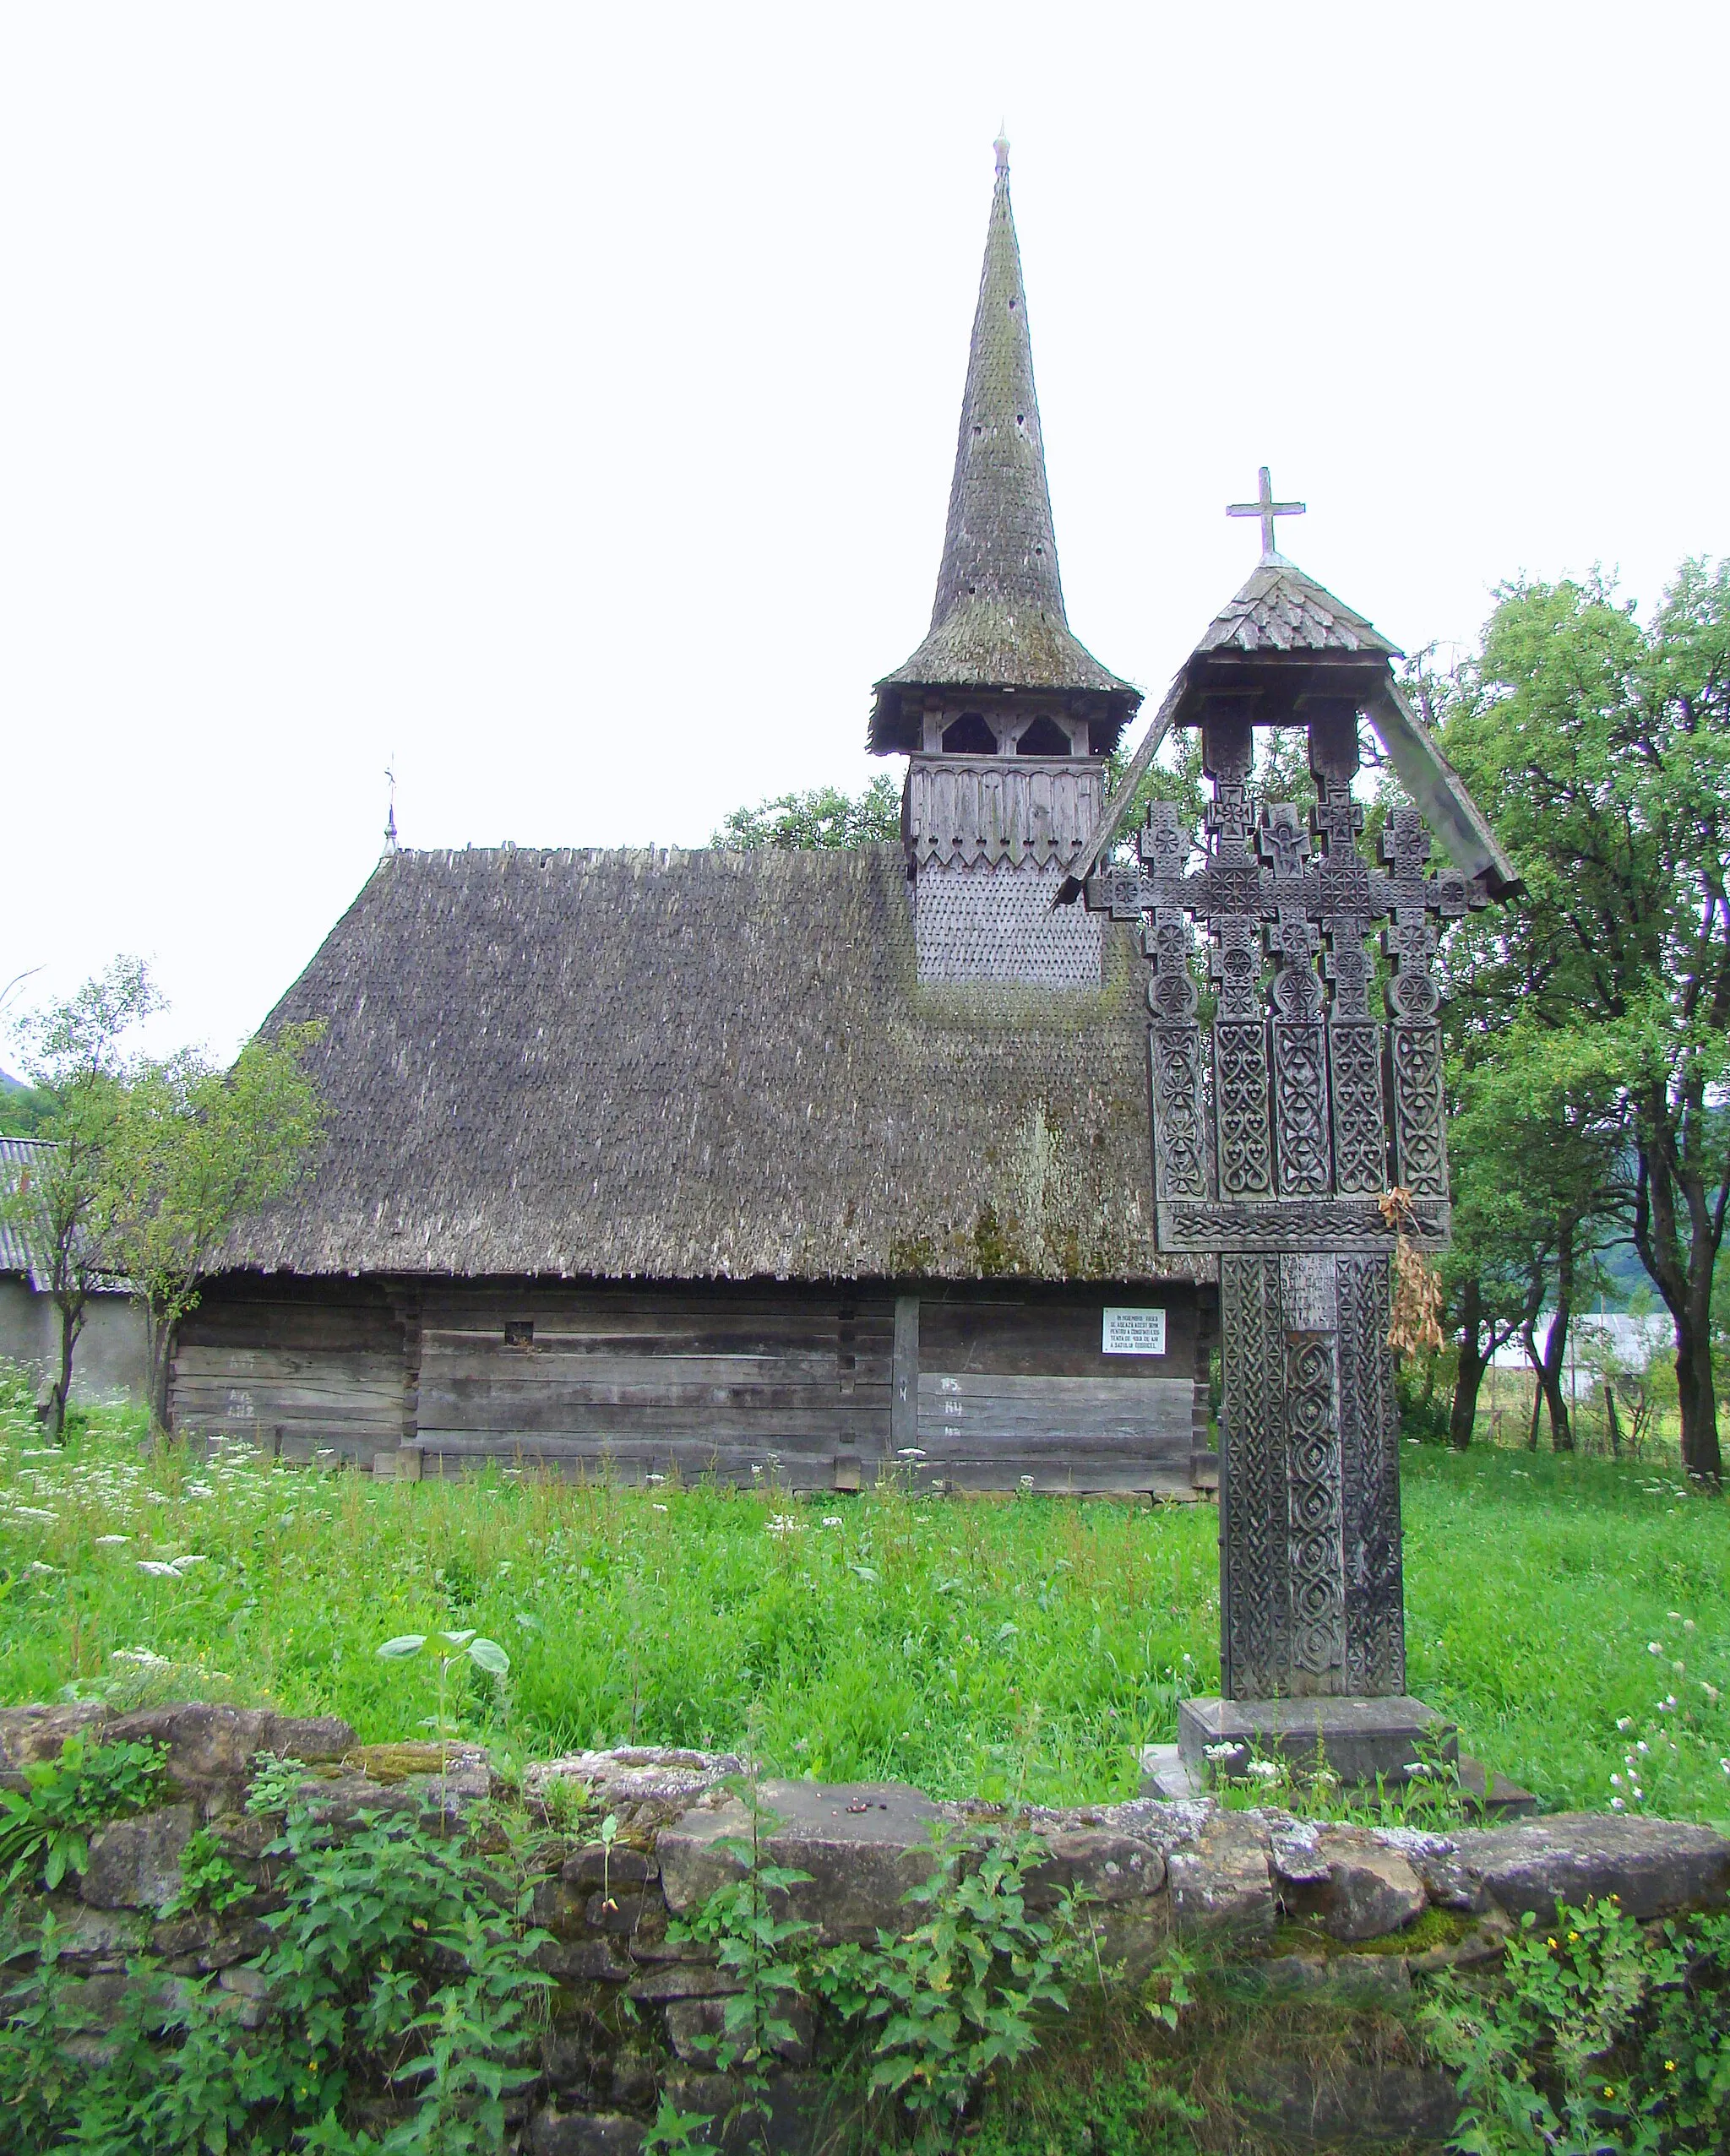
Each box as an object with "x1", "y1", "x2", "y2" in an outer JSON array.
[{"x1": 1380, "y1": 1187, "x2": 1444, "y2": 1355}]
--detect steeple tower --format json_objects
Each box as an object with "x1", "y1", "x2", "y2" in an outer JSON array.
[
  {"x1": 873, "y1": 141, "x2": 1141, "y2": 986},
  {"x1": 869, "y1": 138, "x2": 1141, "y2": 758}
]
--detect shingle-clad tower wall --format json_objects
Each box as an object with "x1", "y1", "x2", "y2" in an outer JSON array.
[{"x1": 870, "y1": 140, "x2": 1141, "y2": 987}]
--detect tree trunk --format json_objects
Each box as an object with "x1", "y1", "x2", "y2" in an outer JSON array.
[
  {"x1": 1674, "y1": 1311, "x2": 1723, "y2": 1485},
  {"x1": 45, "y1": 1294, "x2": 85, "y2": 1445},
  {"x1": 144, "y1": 1306, "x2": 176, "y2": 1437},
  {"x1": 1631, "y1": 1112, "x2": 1724, "y2": 1487},
  {"x1": 1603, "y1": 1378, "x2": 1624, "y2": 1458},
  {"x1": 1449, "y1": 1277, "x2": 1488, "y2": 1451},
  {"x1": 1539, "y1": 1224, "x2": 1575, "y2": 1452}
]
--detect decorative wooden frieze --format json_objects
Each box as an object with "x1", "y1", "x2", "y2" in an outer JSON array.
[{"x1": 906, "y1": 755, "x2": 1105, "y2": 871}]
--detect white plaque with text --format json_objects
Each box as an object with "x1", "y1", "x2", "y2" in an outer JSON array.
[{"x1": 1102, "y1": 1306, "x2": 1167, "y2": 1355}]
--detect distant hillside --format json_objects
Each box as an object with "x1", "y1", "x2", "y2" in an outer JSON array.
[{"x1": 0, "y1": 1070, "x2": 54, "y2": 1137}]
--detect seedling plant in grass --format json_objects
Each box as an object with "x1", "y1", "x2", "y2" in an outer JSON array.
[{"x1": 375, "y1": 1627, "x2": 511, "y2": 1746}]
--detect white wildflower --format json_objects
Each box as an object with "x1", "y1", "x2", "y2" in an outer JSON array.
[
  {"x1": 652, "y1": 1502, "x2": 668, "y2": 1514},
  {"x1": 1616, "y1": 1716, "x2": 1634, "y2": 1731},
  {"x1": 95, "y1": 1534, "x2": 130, "y2": 1546},
  {"x1": 1610, "y1": 1773, "x2": 1622, "y2": 1786},
  {"x1": 1648, "y1": 1642, "x2": 1664, "y2": 1656},
  {"x1": 112, "y1": 1648, "x2": 171, "y2": 1670},
  {"x1": 645, "y1": 1474, "x2": 666, "y2": 1485},
  {"x1": 1610, "y1": 1797, "x2": 1626, "y2": 1811},
  {"x1": 1636, "y1": 1740, "x2": 1650, "y2": 1754},
  {"x1": 1247, "y1": 1760, "x2": 1280, "y2": 1781},
  {"x1": 820, "y1": 1517, "x2": 843, "y2": 1529},
  {"x1": 12, "y1": 1507, "x2": 57, "y2": 1524},
  {"x1": 1668, "y1": 1612, "x2": 1684, "y2": 1622},
  {"x1": 1203, "y1": 1742, "x2": 1240, "y2": 1761},
  {"x1": 28, "y1": 1561, "x2": 56, "y2": 1577}
]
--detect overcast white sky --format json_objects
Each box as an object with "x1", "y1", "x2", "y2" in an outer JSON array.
[{"x1": 4, "y1": 2, "x2": 1726, "y2": 1062}]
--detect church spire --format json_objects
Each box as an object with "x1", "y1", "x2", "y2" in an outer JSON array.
[{"x1": 869, "y1": 139, "x2": 1140, "y2": 755}]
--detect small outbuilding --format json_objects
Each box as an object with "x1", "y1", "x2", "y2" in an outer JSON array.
[{"x1": 0, "y1": 1138, "x2": 149, "y2": 1408}]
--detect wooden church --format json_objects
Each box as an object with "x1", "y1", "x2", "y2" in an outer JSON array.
[{"x1": 171, "y1": 142, "x2": 1221, "y2": 1496}]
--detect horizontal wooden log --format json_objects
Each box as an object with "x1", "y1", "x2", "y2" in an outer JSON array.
[
  {"x1": 177, "y1": 1309, "x2": 403, "y2": 1354},
  {"x1": 422, "y1": 1294, "x2": 894, "y2": 1329},
  {"x1": 175, "y1": 1344, "x2": 400, "y2": 1384},
  {"x1": 917, "y1": 1371, "x2": 1194, "y2": 1442},
  {"x1": 931, "y1": 1461, "x2": 1198, "y2": 1496},
  {"x1": 917, "y1": 1295, "x2": 1196, "y2": 1378},
  {"x1": 416, "y1": 1437, "x2": 844, "y2": 1490},
  {"x1": 418, "y1": 1400, "x2": 886, "y2": 1435},
  {"x1": 419, "y1": 1349, "x2": 878, "y2": 1386},
  {"x1": 418, "y1": 1389, "x2": 889, "y2": 1434},
  {"x1": 174, "y1": 1377, "x2": 402, "y2": 1409}
]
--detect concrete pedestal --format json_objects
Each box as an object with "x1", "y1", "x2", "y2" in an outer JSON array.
[{"x1": 1178, "y1": 1695, "x2": 1456, "y2": 1789}]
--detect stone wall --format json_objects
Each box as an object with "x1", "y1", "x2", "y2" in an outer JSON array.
[{"x1": 4, "y1": 1703, "x2": 1728, "y2": 2153}]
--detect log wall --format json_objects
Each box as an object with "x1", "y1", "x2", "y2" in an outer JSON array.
[
  {"x1": 172, "y1": 1279, "x2": 406, "y2": 1464},
  {"x1": 172, "y1": 1276, "x2": 1215, "y2": 1496}
]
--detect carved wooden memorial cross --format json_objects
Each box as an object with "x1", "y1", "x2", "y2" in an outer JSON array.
[{"x1": 1075, "y1": 515, "x2": 1517, "y2": 1777}]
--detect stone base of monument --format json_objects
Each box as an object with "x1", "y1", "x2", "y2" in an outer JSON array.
[
  {"x1": 1140, "y1": 1741, "x2": 1535, "y2": 1815},
  {"x1": 1179, "y1": 1694, "x2": 1454, "y2": 1789},
  {"x1": 1156, "y1": 1697, "x2": 1535, "y2": 1815}
]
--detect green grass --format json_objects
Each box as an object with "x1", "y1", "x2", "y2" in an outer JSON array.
[{"x1": 2, "y1": 1365, "x2": 1727, "y2": 1821}]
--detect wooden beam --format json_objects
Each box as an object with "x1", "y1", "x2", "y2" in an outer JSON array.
[
  {"x1": 892, "y1": 1295, "x2": 920, "y2": 1451},
  {"x1": 1053, "y1": 668, "x2": 1193, "y2": 904}
]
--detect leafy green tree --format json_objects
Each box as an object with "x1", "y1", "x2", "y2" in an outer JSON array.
[
  {"x1": 1441, "y1": 1024, "x2": 1626, "y2": 1450},
  {"x1": 3, "y1": 959, "x2": 160, "y2": 1440},
  {"x1": 99, "y1": 1029, "x2": 325, "y2": 1431},
  {"x1": 1431, "y1": 562, "x2": 1730, "y2": 1482},
  {"x1": 711, "y1": 774, "x2": 901, "y2": 850}
]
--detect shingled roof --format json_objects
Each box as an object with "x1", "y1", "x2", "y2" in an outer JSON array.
[
  {"x1": 230, "y1": 845, "x2": 1200, "y2": 1287},
  {"x1": 1197, "y1": 559, "x2": 1402, "y2": 658},
  {"x1": 868, "y1": 144, "x2": 1140, "y2": 750}
]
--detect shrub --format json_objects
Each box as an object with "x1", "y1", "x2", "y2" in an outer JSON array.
[
  {"x1": 1420, "y1": 1896, "x2": 1730, "y2": 2154},
  {"x1": 0, "y1": 1735, "x2": 166, "y2": 1891},
  {"x1": 0, "y1": 1756, "x2": 553, "y2": 2155}
]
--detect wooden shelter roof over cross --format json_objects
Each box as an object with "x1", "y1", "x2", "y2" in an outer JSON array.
[{"x1": 1056, "y1": 474, "x2": 1519, "y2": 904}]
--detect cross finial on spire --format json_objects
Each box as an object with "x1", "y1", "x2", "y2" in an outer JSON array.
[
  {"x1": 1227, "y1": 465, "x2": 1306, "y2": 564},
  {"x1": 993, "y1": 128, "x2": 1009, "y2": 176},
  {"x1": 384, "y1": 758, "x2": 399, "y2": 854}
]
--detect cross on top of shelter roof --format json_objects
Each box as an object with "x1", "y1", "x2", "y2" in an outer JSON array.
[{"x1": 1227, "y1": 466, "x2": 1307, "y2": 564}]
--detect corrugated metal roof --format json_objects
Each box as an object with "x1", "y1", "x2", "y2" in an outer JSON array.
[{"x1": 0, "y1": 1137, "x2": 49, "y2": 1282}]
